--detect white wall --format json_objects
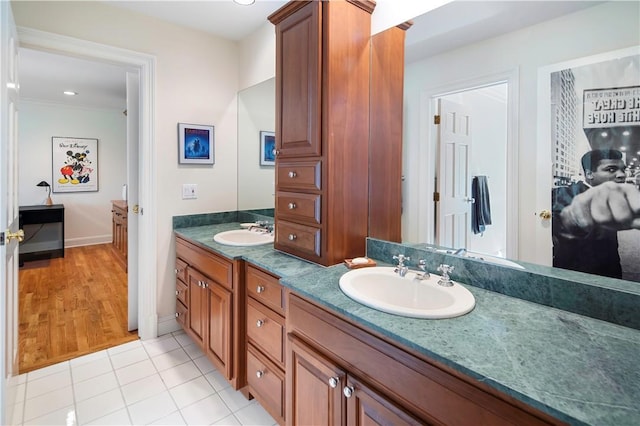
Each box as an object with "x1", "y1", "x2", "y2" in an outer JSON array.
[
  {"x1": 239, "y1": 22, "x2": 275, "y2": 90},
  {"x1": 18, "y1": 101, "x2": 126, "y2": 247},
  {"x1": 403, "y1": 1, "x2": 640, "y2": 263},
  {"x1": 12, "y1": 0, "x2": 239, "y2": 320}
]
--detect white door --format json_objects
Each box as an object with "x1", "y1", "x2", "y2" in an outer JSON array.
[
  {"x1": 1, "y1": 2, "x2": 20, "y2": 423},
  {"x1": 436, "y1": 98, "x2": 473, "y2": 249},
  {"x1": 126, "y1": 72, "x2": 139, "y2": 331}
]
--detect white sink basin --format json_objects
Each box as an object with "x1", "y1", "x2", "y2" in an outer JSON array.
[
  {"x1": 213, "y1": 229, "x2": 274, "y2": 247},
  {"x1": 465, "y1": 252, "x2": 525, "y2": 269},
  {"x1": 339, "y1": 267, "x2": 475, "y2": 319}
]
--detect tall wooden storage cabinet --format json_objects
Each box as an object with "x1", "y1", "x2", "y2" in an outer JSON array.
[{"x1": 269, "y1": 0, "x2": 375, "y2": 266}]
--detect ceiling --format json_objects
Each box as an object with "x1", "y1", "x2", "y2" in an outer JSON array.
[{"x1": 18, "y1": 1, "x2": 603, "y2": 109}]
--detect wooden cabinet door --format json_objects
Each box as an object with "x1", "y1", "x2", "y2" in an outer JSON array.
[
  {"x1": 186, "y1": 269, "x2": 206, "y2": 347},
  {"x1": 346, "y1": 376, "x2": 423, "y2": 426},
  {"x1": 275, "y1": 1, "x2": 321, "y2": 158},
  {"x1": 288, "y1": 336, "x2": 345, "y2": 426},
  {"x1": 206, "y1": 281, "x2": 232, "y2": 380}
]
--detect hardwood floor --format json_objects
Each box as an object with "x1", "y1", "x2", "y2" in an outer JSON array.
[{"x1": 18, "y1": 244, "x2": 138, "y2": 373}]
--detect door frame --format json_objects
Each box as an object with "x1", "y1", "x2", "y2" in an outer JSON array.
[
  {"x1": 17, "y1": 27, "x2": 158, "y2": 340},
  {"x1": 414, "y1": 69, "x2": 519, "y2": 259}
]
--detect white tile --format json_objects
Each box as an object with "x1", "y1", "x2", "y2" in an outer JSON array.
[
  {"x1": 107, "y1": 339, "x2": 143, "y2": 356},
  {"x1": 151, "y1": 347, "x2": 191, "y2": 371},
  {"x1": 11, "y1": 382, "x2": 25, "y2": 404},
  {"x1": 234, "y1": 400, "x2": 278, "y2": 426},
  {"x1": 69, "y1": 349, "x2": 108, "y2": 367},
  {"x1": 159, "y1": 361, "x2": 201, "y2": 389},
  {"x1": 180, "y1": 394, "x2": 231, "y2": 425},
  {"x1": 9, "y1": 401, "x2": 24, "y2": 426},
  {"x1": 121, "y1": 373, "x2": 166, "y2": 405},
  {"x1": 73, "y1": 371, "x2": 119, "y2": 402},
  {"x1": 115, "y1": 359, "x2": 157, "y2": 386},
  {"x1": 204, "y1": 370, "x2": 231, "y2": 392},
  {"x1": 182, "y1": 343, "x2": 205, "y2": 360},
  {"x1": 76, "y1": 388, "x2": 125, "y2": 424},
  {"x1": 218, "y1": 387, "x2": 252, "y2": 412},
  {"x1": 25, "y1": 369, "x2": 72, "y2": 399},
  {"x1": 85, "y1": 408, "x2": 132, "y2": 426},
  {"x1": 172, "y1": 331, "x2": 193, "y2": 348},
  {"x1": 27, "y1": 361, "x2": 69, "y2": 381},
  {"x1": 212, "y1": 413, "x2": 241, "y2": 426},
  {"x1": 16, "y1": 373, "x2": 28, "y2": 385},
  {"x1": 23, "y1": 405, "x2": 76, "y2": 426},
  {"x1": 192, "y1": 354, "x2": 215, "y2": 375},
  {"x1": 71, "y1": 357, "x2": 113, "y2": 383},
  {"x1": 143, "y1": 335, "x2": 181, "y2": 357},
  {"x1": 149, "y1": 410, "x2": 186, "y2": 425},
  {"x1": 109, "y1": 345, "x2": 150, "y2": 370},
  {"x1": 128, "y1": 390, "x2": 178, "y2": 425},
  {"x1": 169, "y1": 376, "x2": 215, "y2": 409},
  {"x1": 23, "y1": 385, "x2": 74, "y2": 421}
]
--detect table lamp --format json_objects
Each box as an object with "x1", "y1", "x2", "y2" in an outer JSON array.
[{"x1": 37, "y1": 181, "x2": 53, "y2": 206}]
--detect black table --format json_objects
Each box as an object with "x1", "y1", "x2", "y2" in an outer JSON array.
[{"x1": 19, "y1": 204, "x2": 65, "y2": 264}]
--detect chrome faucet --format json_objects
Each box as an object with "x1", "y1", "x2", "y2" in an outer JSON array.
[
  {"x1": 250, "y1": 221, "x2": 274, "y2": 234},
  {"x1": 436, "y1": 264, "x2": 454, "y2": 287},
  {"x1": 392, "y1": 254, "x2": 410, "y2": 277},
  {"x1": 452, "y1": 248, "x2": 466, "y2": 256},
  {"x1": 415, "y1": 259, "x2": 430, "y2": 280}
]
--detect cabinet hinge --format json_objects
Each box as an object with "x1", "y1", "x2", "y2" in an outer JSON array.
[
  {"x1": 433, "y1": 192, "x2": 440, "y2": 202},
  {"x1": 434, "y1": 115, "x2": 441, "y2": 125}
]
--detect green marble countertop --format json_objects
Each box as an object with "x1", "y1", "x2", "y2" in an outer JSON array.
[{"x1": 175, "y1": 224, "x2": 640, "y2": 426}]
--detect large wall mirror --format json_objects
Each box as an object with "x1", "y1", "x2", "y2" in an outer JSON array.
[
  {"x1": 400, "y1": 0, "x2": 639, "y2": 287},
  {"x1": 237, "y1": 78, "x2": 275, "y2": 212}
]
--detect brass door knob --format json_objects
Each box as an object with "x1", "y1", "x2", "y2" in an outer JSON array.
[
  {"x1": 539, "y1": 210, "x2": 551, "y2": 220},
  {"x1": 5, "y1": 229, "x2": 24, "y2": 242}
]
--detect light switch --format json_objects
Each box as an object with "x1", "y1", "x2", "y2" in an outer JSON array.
[{"x1": 182, "y1": 184, "x2": 197, "y2": 199}]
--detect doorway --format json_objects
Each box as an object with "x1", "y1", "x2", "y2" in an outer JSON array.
[
  {"x1": 434, "y1": 82, "x2": 509, "y2": 257},
  {"x1": 12, "y1": 27, "x2": 158, "y2": 367},
  {"x1": 17, "y1": 48, "x2": 137, "y2": 372}
]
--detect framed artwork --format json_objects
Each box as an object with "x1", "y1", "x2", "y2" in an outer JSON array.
[
  {"x1": 178, "y1": 123, "x2": 215, "y2": 164},
  {"x1": 52, "y1": 137, "x2": 99, "y2": 193},
  {"x1": 260, "y1": 131, "x2": 276, "y2": 166}
]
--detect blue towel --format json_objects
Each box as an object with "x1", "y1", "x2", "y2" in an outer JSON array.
[{"x1": 472, "y1": 176, "x2": 491, "y2": 235}]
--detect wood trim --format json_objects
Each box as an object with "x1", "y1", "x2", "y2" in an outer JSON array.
[{"x1": 268, "y1": 0, "x2": 313, "y2": 25}]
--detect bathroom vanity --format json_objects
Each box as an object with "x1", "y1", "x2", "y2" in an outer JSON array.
[{"x1": 174, "y1": 220, "x2": 640, "y2": 426}]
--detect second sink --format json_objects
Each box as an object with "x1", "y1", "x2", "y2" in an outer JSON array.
[
  {"x1": 339, "y1": 267, "x2": 475, "y2": 319},
  {"x1": 213, "y1": 229, "x2": 274, "y2": 247}
]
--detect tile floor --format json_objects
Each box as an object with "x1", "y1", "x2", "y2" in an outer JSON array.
[{"x1": 8, "y1": 331, "x2": 277, "y2": 425}]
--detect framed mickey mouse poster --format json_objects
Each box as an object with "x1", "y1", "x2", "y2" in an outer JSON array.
[{"x1": 51, "y1": 137, "x2": 99, "y2": 193}]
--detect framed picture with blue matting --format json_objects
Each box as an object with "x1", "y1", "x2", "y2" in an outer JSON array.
[{"x1": 178, "y1": 123, "x2": 214, "y2": 165}]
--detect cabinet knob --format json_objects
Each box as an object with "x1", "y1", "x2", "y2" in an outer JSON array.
[
  {"x1": 256, "y1": 285, "x2": 265, "y2": 294},
  {"x1": 174, "y1": 268, "x2": 180, "y2": 274},
  {"x1": 343, "y1": 386, "x2": 354, "y2": 398},
  {"x1": 288, "y1": 202, "x2": 296, "y2": 210},
  {"x1": 328, "y1": 377, "x2": 339, "y2": 388},
  {"x1": 288, "y1": 171, "x2": 297, "y2": 178},
  {"x1": 288, "y1": 234, "x2": 297, "y2": 241},
  {"x1": 175, "y1": 290, "x2": 179, "y2": 296},
  {"x1": 256, "y1": 370, "x2": 264, "y2": 379},
  {"x1": 175, "y1": 312, "x2": 179, "y2": 318},
  {"x1": 256, "y1": 319, "x2": 264, "y2": 328}
]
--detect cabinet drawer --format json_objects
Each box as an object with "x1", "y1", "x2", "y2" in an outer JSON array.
[
  {"x1": 176, "y1": 279, "x2": 188, "y2": 306},
  {"x1": 175, "y1": 300, "x2": 188, "y2": 329},
  {"x1": 275, "y1": 220, "x2": 321, "y2": 258},
  {"x1": 246, "y1": 265, "x2": 284, "y2": 314},
  {"x1": 247, "y1": 298, "x2": 284, "y2": 367},
  {"x1": 176, "y1": 238, "x2": 232, "y2": 290},
  {"x1": 247, "y1": 346, "x2": 285, "y2": 422},
  {"x1": 276, "y1": 191, "x2": 321, "y2": 225},
  {"x1": 175, "y1": 258, "x2": 188, "y2": 284},
  {"x1": 276, "y1": 160, "x2": 321, "y2": 191}
]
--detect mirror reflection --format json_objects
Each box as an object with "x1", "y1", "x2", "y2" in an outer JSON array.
[{"x1": 237, "y1": 78, "x2": 275, "y2": 211}]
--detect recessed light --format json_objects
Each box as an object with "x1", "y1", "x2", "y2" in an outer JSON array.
[
  {"x1": 620, "y1": 146, "x2": 626, "y2": 151},
  {"x1": 622, "y1": 130, "x2": 630, "y2": 136},
  {"x1": 233, "y1": 0, "x2": 255, "y2": 5},
  {"x1": 600, "y1": 131, "x2": 608, "y2": 137},
  {"x1": 63, "y1": 91, "x2": 77, "y2": 96}
]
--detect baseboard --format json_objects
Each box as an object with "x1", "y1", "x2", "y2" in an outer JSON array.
[
  {"x1": 158, "y1": 314, "x2": 182, "y2": 336},
  {"x1": 65, "y1": 235, "x2": 111, "y2": 248}
]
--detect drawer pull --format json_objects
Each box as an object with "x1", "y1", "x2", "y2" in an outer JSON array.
[
  {"x1": 288, "y1": 234, "x2": 297, "y2": 241},
  {"x1": 175, "y1": 312, "x2": 179, "y2": 318},
  {"x1": 256, "y1": 370, "x2": 264, "y2": 379},
  {"x1": 328, "y1": 377, "x2": 339, "y2": 388},
  {"x1": 175, "y1": 290, "x2": 179, "y2": 296},
  {"x1": 288, "y1": 202, "x2": 296, "y2": 210},
  {"x1": 256, "y1": 285, "x2": 265, "y2": 294},
  {"x1": 288, "y1": 171, "x2": 297, "y2": 178},
  {"x1": 343, "y1": 386, "x2": 354, "y2": 398},
  {"x1": 174, "y1": 268, "x2": 180, "y2": 274},
  {"x1": 256, "y1": 319, "x2": 265, "y2": 328}
]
